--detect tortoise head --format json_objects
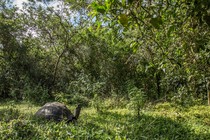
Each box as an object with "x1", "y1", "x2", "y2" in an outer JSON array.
[
  {"x1": 74, "y1": 104, "x2": 82, "y2": 120},
  {"x1": 66, "y1": 104, "x2": 82, "y2": 123}
]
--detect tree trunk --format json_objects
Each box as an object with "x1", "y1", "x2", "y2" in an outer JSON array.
[
  {"x1": 207, "y1": 80, "x2": 210, "y2": 106},
  {"x1": 156, "y1": 73, "x2": 161, "y2": 99}
]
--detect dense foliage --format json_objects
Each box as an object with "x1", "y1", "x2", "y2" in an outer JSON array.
[{"x1": 0, "y1": 0, "x2": 209, "y2": 105}]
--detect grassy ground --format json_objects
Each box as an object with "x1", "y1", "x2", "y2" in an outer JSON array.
[{"x1": 0, "y1": 101, "x2": 210, "y2": 140}]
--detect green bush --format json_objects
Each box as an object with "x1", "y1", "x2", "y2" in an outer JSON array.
[
  {"x1": 127, "y1": 87, "x2": 146, "y2": 117},
  {"x1": 23, "y1": 84, "x2": 50, "y2": 104}
]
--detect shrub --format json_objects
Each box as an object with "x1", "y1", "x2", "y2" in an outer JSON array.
[{"x1": 127, "y1": 87, "x2": 146, "y2": 117}]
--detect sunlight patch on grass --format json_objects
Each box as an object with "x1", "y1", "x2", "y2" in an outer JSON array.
[{"x1": 1, "y1": 101, "x2": 210, "y2": 139}]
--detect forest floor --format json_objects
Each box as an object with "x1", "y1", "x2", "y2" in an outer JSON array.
[{"x1": 0, "y1": 101, "x2": 210, "y2": 140}]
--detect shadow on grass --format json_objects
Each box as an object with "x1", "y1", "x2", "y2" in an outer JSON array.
[
  {"x1": 81, "y1": 110, "x2": 210, "y2": 140},
  {"x1": 0, "y1": 108, "x2": 21, "y2": 122}
]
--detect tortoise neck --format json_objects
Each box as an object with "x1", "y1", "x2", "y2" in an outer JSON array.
[{"x1": 74, "y1": 105, "x2": 81, "y2": 120}]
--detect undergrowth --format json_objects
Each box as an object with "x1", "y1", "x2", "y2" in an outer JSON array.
[{"x1": 0, "y1": 102, "x2": 210, "y2": 140}]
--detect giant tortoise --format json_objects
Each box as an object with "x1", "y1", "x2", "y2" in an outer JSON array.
[{"x1": 35, "y1": 102, "x2": 81, "y2": 123}]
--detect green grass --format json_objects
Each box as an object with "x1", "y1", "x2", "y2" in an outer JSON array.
[{"x1": 0, "y1": 101, "x2": 210, "y2": 140}]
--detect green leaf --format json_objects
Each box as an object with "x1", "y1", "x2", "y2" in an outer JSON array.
[
  {"x1": 96, "y1": 6, "x2": 106, "y2": 14},
  {"x1": 150, "y1": 17, "x2": 163, "y2": 29},
  {"x1": 127, "y1": 0, "x2": 135, "y2": 4},
  {"x1": 118, "y1": 14, "x2": 128, "y2": 26},
  {"x1": 105, "y1": 0, "x2": 112, "y2": 11},
  {"x1": 90, "y1": 2, "x2": 106, "y2": 14},
  {"x1": 122, "y1": 0, "x2": 126, "y2": 6},
  {"x1": 167, "y1": 25, "x2": 175, "y2": 37},
  {"x1": 130, "y1": 42, "x2": 137, "y2": 53}
]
